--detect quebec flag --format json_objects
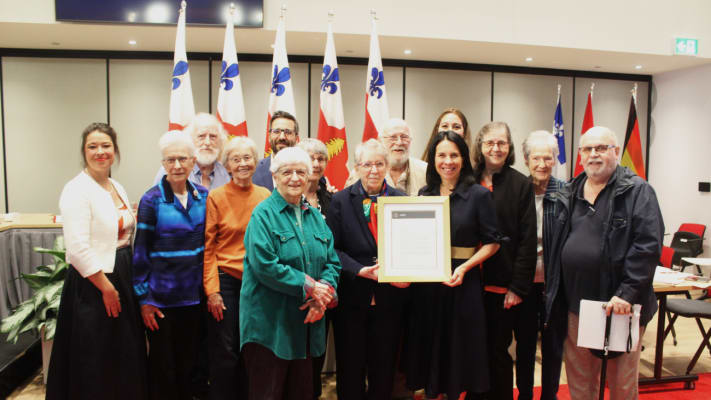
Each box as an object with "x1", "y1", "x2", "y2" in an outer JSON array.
[
  {"x1": 361, "y1": 17, "x2": 388, "y2": 142},
  {"x1": 168, "y1": 2, "x2": 195, "y2": 131},
  {"x1": 552, "y1": 94, "x2": 567, "y2": 180},
  {"x1": 216, "y1": 7, "x2": 248, "y2": 137},
  {"x1": 264, "y1": 17, "x2": 296, "y2": 157}
]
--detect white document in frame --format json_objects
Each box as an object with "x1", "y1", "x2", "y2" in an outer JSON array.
[
  {"x1": 389, "y1": 210, "x2": 438, "y2": 275},
  {"x1": 577, "y1": 300, "x2": 641, "y2": 352}
]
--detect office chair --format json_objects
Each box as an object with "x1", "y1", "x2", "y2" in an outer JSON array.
[
  {"x1": 670, "y1": 223, "x2": 706, "y2": 275},
  {"x1": 659, "y1": 246, "x2": 680, "y2": 345}
]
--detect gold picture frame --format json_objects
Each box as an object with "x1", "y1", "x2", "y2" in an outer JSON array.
[{"x1": 377, "y1": 196, "x2": 451, "y2": 282}]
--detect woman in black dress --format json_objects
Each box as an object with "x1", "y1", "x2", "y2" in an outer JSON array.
[{"x1": 405, "y1": 130, "x2": 500, "y2": 399}]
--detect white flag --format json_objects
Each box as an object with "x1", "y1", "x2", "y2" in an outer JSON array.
[
  {"x1": 168, "y1": 2, "x2": 195, "y2": 131},
  {"x1": 217, "y1": 7, "x2": 248, "y2": 137},
  {"x1": 264, "y1": 17, "x2": 295, "y2": 156},
  {"x1": 362, "y1": 17, "x2": 389, "y2": 142}
]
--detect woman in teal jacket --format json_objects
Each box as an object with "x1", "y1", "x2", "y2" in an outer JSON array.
[{"x1": 240, "y1": 147, "x2": 341, "y2": 400}]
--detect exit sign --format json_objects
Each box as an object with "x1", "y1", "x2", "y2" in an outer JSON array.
[{"x1": 675, "y1": 38, "x2": 698, "y2": 56}]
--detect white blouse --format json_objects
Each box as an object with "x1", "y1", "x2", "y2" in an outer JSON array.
[{"x1": 59, "y1": 171, "x2": 134, "y2": 278}]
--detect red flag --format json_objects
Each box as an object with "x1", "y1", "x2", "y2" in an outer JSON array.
[
  {"x1": 216, "y1": 6, "x2": 247, "y2": 137},
  {"x1": 264, "y1": 17, "x2": 295, "y2": 157},
  {"x1": 168, "y1": 2, "x2": 194, "y2": 131},
  {"x1": 620, "y1": 96, "x2": 646, "y2": 179},
  {"x1": 362, "y1": 17, "x2": 389, "y2": 142},
  {"x1": 573, "y1": 92, "x2": 594, "y2": 177},
  {"x1": 317, "y1": 23, "x2": 349, "y2": 189}
]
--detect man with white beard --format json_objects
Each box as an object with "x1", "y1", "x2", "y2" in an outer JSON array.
[
  {"x1": 345, "y1": 118, "x2": 427, "y2": 195},
  {"x1": 153, "y1": 113, "x2": 230, "y2": 191}
]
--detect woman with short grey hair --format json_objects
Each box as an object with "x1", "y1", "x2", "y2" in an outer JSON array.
[
  {"x1": 240, "y1": 146, "x2": 340, "y2": 399},
  {"x1": 517, "y1": 130, "x2": 566, "y2": 400},
  {"x1": 326, "y1": 138, "x2": 409, "y2": 399}
]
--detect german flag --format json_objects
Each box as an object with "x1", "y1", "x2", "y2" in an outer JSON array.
[{"x1": 620, "y1": 97, "x2": 646, "y2": 180}]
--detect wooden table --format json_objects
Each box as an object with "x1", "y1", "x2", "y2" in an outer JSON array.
[
  {"x1": 0, "y1": 213, "x2": 61, "y2": 232},
  {"x1": 638, "y1": 282, "x2": 703, "y2": 388}
]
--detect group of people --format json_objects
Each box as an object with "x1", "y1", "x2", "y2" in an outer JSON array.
[{"x1": 46, "y1": 106, "x2": 664, "y2": 400}]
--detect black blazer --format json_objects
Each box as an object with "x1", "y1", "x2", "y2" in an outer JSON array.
[{"x1": 326, "y1": 182, "x2": 408, "y2": 308}]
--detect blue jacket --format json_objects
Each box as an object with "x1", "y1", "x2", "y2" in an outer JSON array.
[
  {"x1": 252, "y1": 156, "x2": 274, "y2": 191},
  {"x1": 133, "y1": 177, "x2": 208, "y2": 308},
  {"x1": 544, "y1": 166, "x2": 664, "y2": 327},
  {"x1": 541, "y1": 176, "x2": 566, "y2": 283}
]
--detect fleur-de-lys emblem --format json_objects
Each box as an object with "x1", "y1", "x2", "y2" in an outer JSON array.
[
  {"x1": 171, "y1": 61, "x2": 189, "y2": 90},
  {"x1": 220, "y1": 61, "x2": 240, "y2": 91},
  {"x1": 320, "y1": 65, "x2": 339, "y2": 95},
  {"x1": 271, "y1": 65, "x2": 291, "y2": 97},
  {"x1": 368, "y1": 67, "x2": 385, "y2": 99}
]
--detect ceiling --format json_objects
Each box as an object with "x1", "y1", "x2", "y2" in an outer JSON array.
[{"x1": 1, "y1": 21, "x2": 710, "y2": 75}]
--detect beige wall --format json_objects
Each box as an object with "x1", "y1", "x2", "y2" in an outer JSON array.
[
  {"x1": 2, "y1": 57, "x2": 107, "y2": 213},
  {"x1": 0, "y1": 68, "x2": 4, "y2": 213},
  {"x1": 0, "y1": 55, "x2": 650, "y2": 212}
]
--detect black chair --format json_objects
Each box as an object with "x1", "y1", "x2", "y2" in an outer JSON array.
[
  {"x1": 664, "y1": 296, "x2": 711, "y2": 379},
  {"x1": 670, "y1": 223, "x2": 706, "y2": 275}
]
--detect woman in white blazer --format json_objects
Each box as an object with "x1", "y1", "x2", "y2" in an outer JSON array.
[{"x1": 46, "y1": 123, "x2": 148, "y2": 400}]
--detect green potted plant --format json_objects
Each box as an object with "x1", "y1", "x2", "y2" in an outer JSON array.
[{"x1": 0, "y1": 236, "x2": 67, "y2": 383}]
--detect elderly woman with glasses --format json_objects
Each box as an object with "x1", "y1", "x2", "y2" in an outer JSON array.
[
  {"x1": 203, "y1": 136, "x2": 270, "y2": 399},
  {"x1": 517, "y1": 131, "x2": 567, "y2": 400},
  {"x1": 132, "y1": 131, "x2": 209, "y2": 400},
  {"x1": 240, "y1": 147, "x2": 340, "y2": 400},
  {"x1": 471, "y1": 122, "x2": 537, "y2": 400},
  {"x1": 326, "y1": 139, "x2": 410, "y2": 400}
]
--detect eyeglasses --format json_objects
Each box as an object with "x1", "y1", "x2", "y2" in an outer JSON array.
[
  {"x1": 278, "y1": 168, "x2": 308, "y2": 179},
  {"x1": 229, "y1": 155, "x2": 254, "y2": 164},
  {"x1": 579, "y1": 144, "x2": 616, "y2": 155},
  {"x1": 482, "y1": 140, "x2": 509, "y2": 149},
  {"x1": 270, "y1": 128, "x2": 296, "y2": 138},
  {"x1": 163, "y1": 157, "x2": 192, "y2": 165},
  {"x1": 382, "y1": 134, "x2": 411, "y2": 143},
  {"x1": 359, "y1": 161, "x2": 387, "y2": 170}
]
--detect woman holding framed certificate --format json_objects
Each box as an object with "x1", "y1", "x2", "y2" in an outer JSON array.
[{"x1": 404, "y1": 131, "x2": 501, "y2": 399}]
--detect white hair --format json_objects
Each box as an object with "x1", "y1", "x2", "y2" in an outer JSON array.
[
  {"x1": 270, "y1": 146, "x2": 313, "y2": 176},
  {"x1": 159, "y1": 131, "x2": 196, "y2": 157},
  {"x1": 582, "y1": 126, "x2": 619, "y2": 147},
  {"x1": 354, "y1": 139, "x2": 389, "y2": 165},
  {"x1": 522, "y1": 130, "x2": 559, "y2": 161},
  {"x1": 222, "y1": 136, "x2": 258, "y2": 165},
  {"x1": 298, "y1": 138, "x2": 329, "y2": 159},
  {"x1": 380, "y1": 118, "x2": 411, "y2": 138},
  {"x1": 185, "y1": 113, "x2": 227, "y2": 148}
]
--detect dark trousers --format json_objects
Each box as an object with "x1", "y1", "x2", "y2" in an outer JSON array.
[
  {"x1": 243, "y1": 342, "x2": 313, "y2": 400},
  {"x1": 311, "y1": 311, "x2": 333, "y2": 400},
  {"x1": 333, "y1": 304, "x2": 402, "y2": 400},
  {"x1": 482, "y1": 291, "x2": 516, "y2": 400},
  {"x1": 147, "y1": 304, "x2": 201, "y2": 400},
  {"x1": 208, "y1": 273, "x2": 248, "y2": 400},
  {"x1": 540, "y1": 295, "x2": 566, "y2": 400},
  {"x1": 513, "y1": 283, "x2": 543, "y2": 400}
]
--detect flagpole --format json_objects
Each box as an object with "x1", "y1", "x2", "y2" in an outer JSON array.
[
  {"x1": 631, "y1": 83, "x2": 638, "y2": 106},
  {"x1": 590, "y1": 82, "x2": 595, "y2": 99},
  {"x1": 557, "y1": 83, "x2": 561, "y2": 101},
  {"x1": 280, "y1": 4, "x2": 287, "y2": 20}
]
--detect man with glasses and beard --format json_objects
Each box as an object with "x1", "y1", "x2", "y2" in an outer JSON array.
[
  {"x1": 154, "y1": 113, "x2": 230, "y2": 191},
  {"x1": 345, "y1": 118, "x2": 427, "y2": 195},
  {"x1": 253, "y1": 110, "x2": 300, "y2": 191}
]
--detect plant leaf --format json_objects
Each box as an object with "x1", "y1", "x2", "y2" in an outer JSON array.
[
  {"x1": 21, "y1": 271, "x2": 51, "y2": 291},
  {"x1": 44, "y1": 319, "x2": 57, "y2": 341},
  {"x1": 1, "y1": 301, "x2": 35, "y2": 343}
]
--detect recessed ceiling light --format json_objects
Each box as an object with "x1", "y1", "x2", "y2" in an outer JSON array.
[
  {"x1": 51, "y1": 41, "x2": 60, "y2": 46},
  {"x1": 525, "y1": 57, "x2": 533, "y2": 62},
  {"x1": 270, "y1": 43, "x2": 275, "y2": 49},
  {"x1": 346, "y1": 50, "x2": 354, "y2": 54},
  {"x1": 594, "y1": 65, "x2": 602, "y2": 69},
  {"x1": 128, "y1": 40, "x2": 137, "y2": 45},
  {"x1": 404, "y1": 49, "x2": 412, "y2": 55},
  {"x1": 635, "y1": 65, "x2": 643, "y2": 70}
]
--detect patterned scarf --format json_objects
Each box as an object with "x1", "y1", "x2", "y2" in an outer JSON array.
[{"x1": 360, "y1": 181, "x2": 388, "y2": 243}]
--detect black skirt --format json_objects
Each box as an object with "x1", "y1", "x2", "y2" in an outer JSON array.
[
  {"x1": 403, "y1": 263, "x2": 489, "y2": 398},
  {"x1": 46, "y1": 247, "x2": 148, "y2": 400}
]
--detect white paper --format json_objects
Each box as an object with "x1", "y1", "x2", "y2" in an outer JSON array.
[
  {"x1": 577, "y1": 300, "x2": 641, "y2": 352},
  {"x1": 389, "y1": 211, "x2": 438, "y2": 275}
]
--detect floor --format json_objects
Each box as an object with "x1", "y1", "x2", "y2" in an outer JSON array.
[{"x1": 9, "y1": 292, "x2": 711, "y2": 399}]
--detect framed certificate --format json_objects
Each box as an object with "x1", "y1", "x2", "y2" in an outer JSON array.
[{"x1": 377, "y1": 196, "x2": 451, "y2": 282}]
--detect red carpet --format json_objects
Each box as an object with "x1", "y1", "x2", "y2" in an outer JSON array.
[{"x1": 508, "y1": 372, "x2": 711, "y2": 399}]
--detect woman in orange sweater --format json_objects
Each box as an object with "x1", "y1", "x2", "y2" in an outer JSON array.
[{"x1": 203, "y1": 136, "x2": 270, "y2": 399}]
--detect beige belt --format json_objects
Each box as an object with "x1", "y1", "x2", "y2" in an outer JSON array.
[{"x1": 451, "y1": 246, "x2": 476, "y2": 259}]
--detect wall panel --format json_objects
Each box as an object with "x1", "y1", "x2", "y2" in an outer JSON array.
[
  {"x1": 109, "y1": 59, "x2": 209, "y2": 204},
  {"x1": 3, "y1": 57, "x2": 107, "y2": 213},
  {"x1": 492, "y1": 73, "x2": 574, "y2": 176},
  {"x1": 309, "y1": 64, "x2": 403, "y2": 167},
  {"x1": 404, "y1": 68, "x2": 491, "y2": 161},
  {"x1": 0, "y1": 62, "x2": 5, "y2": 213}
]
